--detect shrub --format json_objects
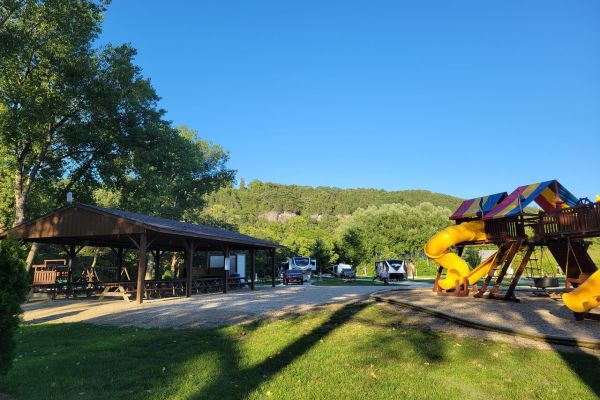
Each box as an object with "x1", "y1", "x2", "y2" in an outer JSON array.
[
  {"x1": 0, "y1": 236, "x2": 29, "y2": 375},
  {"x1": 414, "y1": 258, "x2": 439, "y2": 276}
]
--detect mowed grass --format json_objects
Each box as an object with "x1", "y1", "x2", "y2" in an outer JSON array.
[{"x1": 1, "y1": 303, "x2": 599, "y2": 400}]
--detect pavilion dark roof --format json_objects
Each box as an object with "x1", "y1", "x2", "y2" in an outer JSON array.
[
  {"x1": 86, "y1": 204, "x2": 278, "y2": 246},
  {"x1": 0, "y1": 202, "x2": 280, "y2": 250}
]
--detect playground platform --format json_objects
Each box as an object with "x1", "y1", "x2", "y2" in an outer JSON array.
[{"x1": 370, "y1": 288, "x2": 600, "y2": 349}]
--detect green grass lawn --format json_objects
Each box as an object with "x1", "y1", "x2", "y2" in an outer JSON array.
[{"x1": 1, "y1": 303, "x2": 599, "y2": 400}]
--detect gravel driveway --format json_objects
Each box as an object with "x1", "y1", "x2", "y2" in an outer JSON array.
[{"x1": 22, "y1": 285, "x2": 397, "y2": 329}]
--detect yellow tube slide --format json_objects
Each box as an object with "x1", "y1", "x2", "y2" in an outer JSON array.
[
  {"x1": 424, "y1": 221, "x2": 490, "y2": 290},
  {"x1": 562, "y1": 270, "x2": 600, "y2": 313}
]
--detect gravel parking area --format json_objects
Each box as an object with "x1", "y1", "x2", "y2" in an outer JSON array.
[
  {"x1": 22, "y1": 285, "x2": 397, "y2": 329},
  {"x1": 22, "y1": 284, "x2": 600, "y2": 353}
]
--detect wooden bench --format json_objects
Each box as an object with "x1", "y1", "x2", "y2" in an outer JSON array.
[
  {"x1": 228, "y1": 276, "x2": 250, "y2": 289},
  {"x1": 97, "y1": 276, "x2": 251, "y2": 302},
  {"x1": 193, "y1": 277, "x2": 224, "y2": 293},
  {"x1": 144, "y1": 279, "x2": 186, "y2": 298}
]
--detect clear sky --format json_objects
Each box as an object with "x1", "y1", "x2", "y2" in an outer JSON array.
[{"x1": 99, "y1": 1, "x2": 600, "y2": 199}]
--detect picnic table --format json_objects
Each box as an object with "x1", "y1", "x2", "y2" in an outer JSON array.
[{"x1": 31, "y1": 258, "x2": 252, "y2": 302}]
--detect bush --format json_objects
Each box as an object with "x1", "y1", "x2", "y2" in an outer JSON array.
[
  {"x1": 463, "y1": 247, "x2": 482, "y2": 268},
  {"x1": 414, "y1": 258, "x2": 439, "y2": 277},
  {"x1": 0, "y1": 236, "x2": 29, "y2": 375}
]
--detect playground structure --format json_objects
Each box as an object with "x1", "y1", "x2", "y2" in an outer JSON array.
[{"x1": 424, "y1": 180, "x2": 600, "y2": 320}]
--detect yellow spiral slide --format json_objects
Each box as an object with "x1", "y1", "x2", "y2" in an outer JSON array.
[
  {"x1": 562, "y1": 271, "x2": 600, "y2": 313},
  {"x1": 424, "y1": 221, "x2": 497, "y2": 290}
]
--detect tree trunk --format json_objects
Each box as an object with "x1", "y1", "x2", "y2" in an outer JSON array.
[
  {"x1": 15, "y1": 172, "x2": 37, "y2": 270},
  {"x1": 25, "y1": 243, "x2": 39, "y2": 272},
  {"x1": 146, "y1": 257, "x2": 155, "y2": 280},
  {"x1": 171, "y1": 253, "x2": 179, "y2": 278},
  {"x1": 91, "y1": 248, "x2": 98, "y2": 268},
  {"x1": 13, "y1": 174, "x2": 26, "y2": 227}
]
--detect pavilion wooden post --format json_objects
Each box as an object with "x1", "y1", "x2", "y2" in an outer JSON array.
[
  {"x1": 223, "y1": 246, "x2": 230, "y2": 293},
  {"x1": 183, "y1": 240, "x2": 197, "y2": 297},
  {"x1": 66, "y1": 243, "x2": 77, "y2": 296},
  {"x1": 136, "y1": 232, "x2": 148, "y2": 304},
  {"x1": 270, "y1": 249, "x2": 276, "y2": 287},
  {"x1": 205, "y1": 248, "x2": 210, "y2": 270},
  {"x1": 250, "y1": 248, "x2": 256, "y2": 290},
  {"x1": 116, "y1": 247, "x2": 124, "y2": 281}
]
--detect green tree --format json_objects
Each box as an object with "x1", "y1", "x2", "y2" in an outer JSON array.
[
  {"x1": 337, "y1": 203, "x2": 451, "y2": 273},
  {"x1": 0, "y1": 1, "x2": 217, "y2": 226},
  {"x1": 0, "y1": 235, "x2": 29, "y2": 375},
  {"x1": 310, "y1": 238, "x2": 336, "y2": 270},
  {"x1": 108, "y1": 125, "x2": 235, "y2": 220},
  {"x1": 0, "y1": 1, "x2": 236, "y2": 273}
]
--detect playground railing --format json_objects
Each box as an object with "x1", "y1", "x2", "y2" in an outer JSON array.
[
  {"x1": 533, "y1": 203, "x2": 600, "y2": 239},
  {"x1": 485, "y1": 215, "x2": 527, "y2": 242}
]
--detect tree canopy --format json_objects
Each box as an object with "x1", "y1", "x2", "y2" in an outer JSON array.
[{"x1": 0, "y1": 0, "x2": 234, "y2": 228}]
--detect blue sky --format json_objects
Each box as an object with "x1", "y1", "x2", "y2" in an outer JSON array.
[{"x1": 99, "y1": 1, "x2": 600, "y2": 199}]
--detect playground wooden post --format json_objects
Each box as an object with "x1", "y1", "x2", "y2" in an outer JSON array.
[
  {"x1": 504, "y1": 244, "x2": 535, "y2": 301},
  {"x1": 489, "y1": 240, "x2": 524, "y2": 298}
]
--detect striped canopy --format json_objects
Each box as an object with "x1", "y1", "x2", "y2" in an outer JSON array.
[
  {"x1": 449, "y1": 192, "x2": 508, "y2": 220},
  {"x1": 482, "y1": 180, "x2": 578, "y2": 220}
]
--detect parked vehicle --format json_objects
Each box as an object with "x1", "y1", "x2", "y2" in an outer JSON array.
[
  {"x1": 332, "y1": 263, "x2": 354, "y2": 277},
  {"x1": 374, "y1": 259, "x2": 407, "y2": 281},
  {"x1": 339, "y1": 267, "x2": 356, "y2": 281},
  {"x1": 283, "y1": 269, "x2": 304, "y2": 285},
  {"x1": 281, "y1": 256, "x2": 313, "y2": 282}
]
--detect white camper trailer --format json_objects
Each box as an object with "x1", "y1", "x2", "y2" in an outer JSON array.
[
  {"x1": 281, "y1": 256, "x2": 313, "y2": 282},
  {"x1": 375, "y1": 259, "x2": 407, "y2": 281},
  {"x1": 332, "y1": 263, "x2": 353, "y2": 276}
]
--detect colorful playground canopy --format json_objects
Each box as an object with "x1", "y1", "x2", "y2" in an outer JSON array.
[
  {"x1": 449, "y1": 192, "x2": 508, "y2": 220},
  {"x1": 482, "y1": 180, "x2": 579, "y2": 220},
  {"x1": 449, "y1": 180, "x2": 580, "y2": 221}
]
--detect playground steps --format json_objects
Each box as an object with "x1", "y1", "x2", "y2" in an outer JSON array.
[{"x1": 474, "y1": 241, "x2": 521, "y2": 299}]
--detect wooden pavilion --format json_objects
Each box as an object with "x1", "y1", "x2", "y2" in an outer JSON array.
[{"x1": 0, "y1": 203, "x2": 282, "y2": 304}]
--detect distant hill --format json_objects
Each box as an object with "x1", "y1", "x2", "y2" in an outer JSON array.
[{"x1": 204, "y1": 180, "x2": 462, "y2": 218}]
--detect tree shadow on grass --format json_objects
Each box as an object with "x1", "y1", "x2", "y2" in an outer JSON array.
[
  {"x1": 350, "y1": 314, "x2": 446, "y2": 365},
  {"x1": 0, "y1": 322, "x2": 248, "y2": 400},
  {"x1": 2, "y1": 302, "x2": 372, "y2": 400},
  {"x1": 188, "y1": 301, "x2": 370, "y2": 400},
  {"x1": 556, "y1": 350, "x2": 600, "y2": 396}
]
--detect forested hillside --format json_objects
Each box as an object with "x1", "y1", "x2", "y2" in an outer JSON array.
[
  {"x1": 200, "y1": 180, "x2": 462, "y2": 274},
  {"x1": 205, "y1": 180, "x2": 462, "y2": 218}
]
